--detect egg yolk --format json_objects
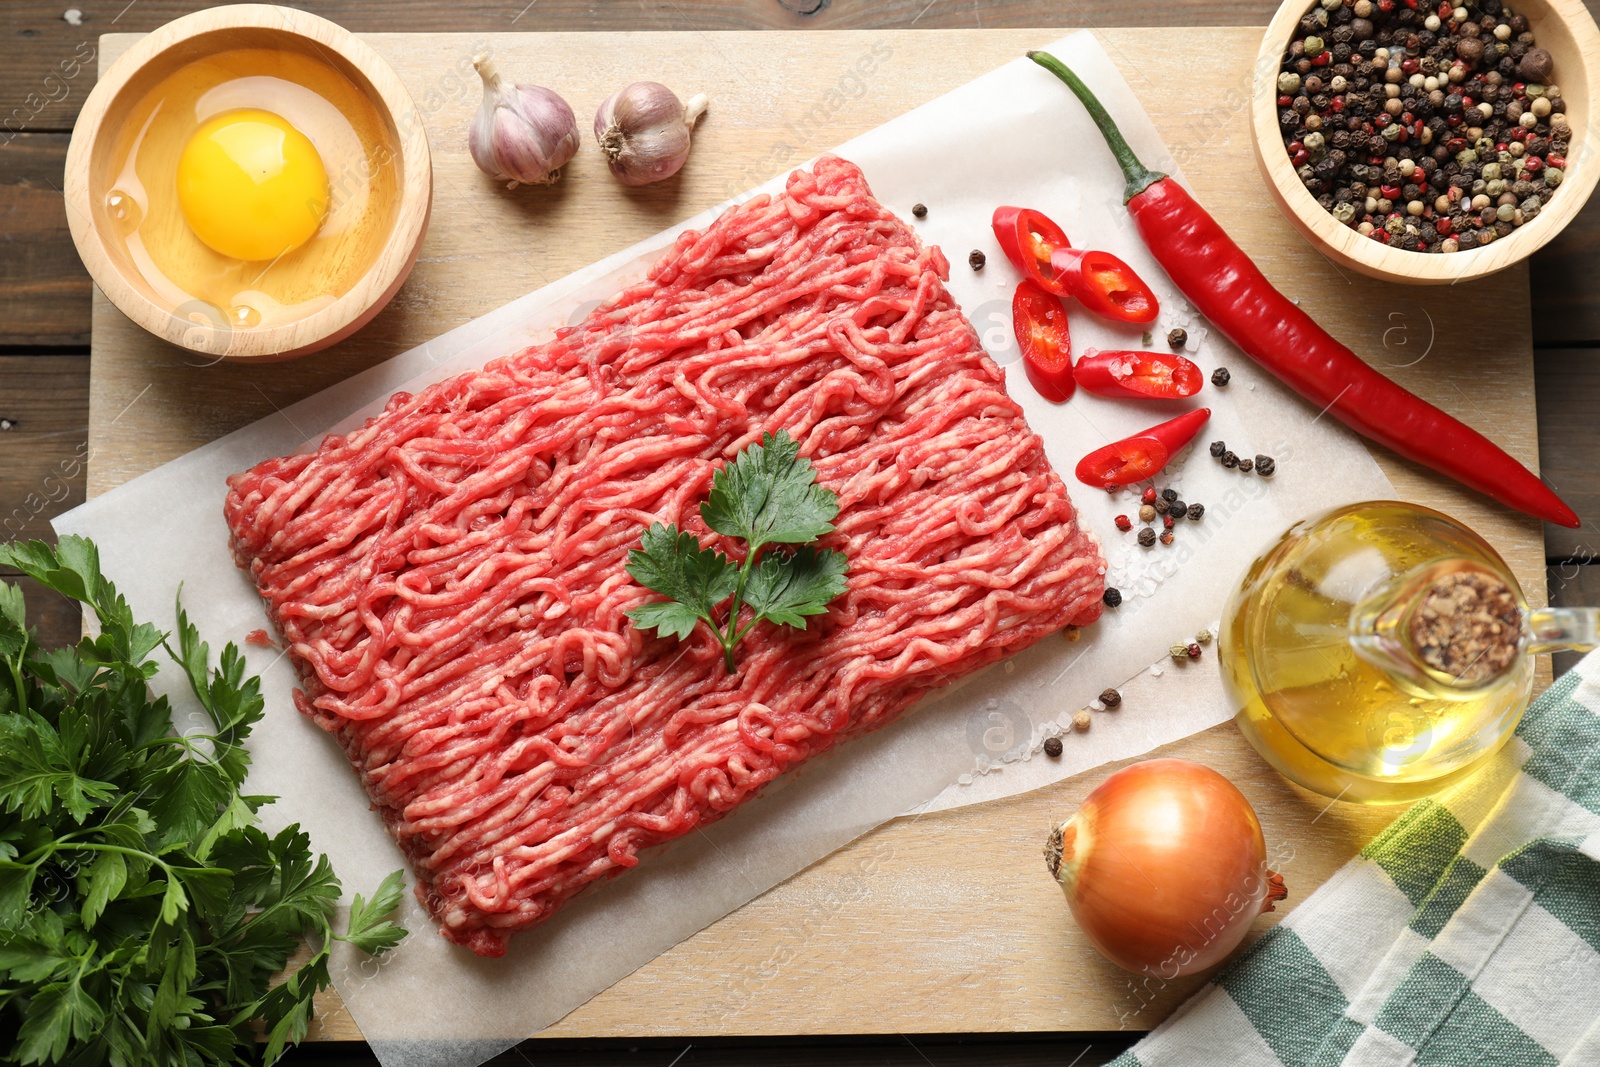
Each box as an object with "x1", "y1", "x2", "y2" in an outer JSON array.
[{"x1": 176, "y1": 109, "x2": 330, "y2": 262}]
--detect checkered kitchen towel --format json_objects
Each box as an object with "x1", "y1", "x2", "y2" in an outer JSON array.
[{"x1": 1115, "y1": 654, "x2": 1600, "y2": 1067}]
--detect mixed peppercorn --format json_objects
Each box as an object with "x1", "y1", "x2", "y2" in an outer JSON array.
[
  {"x1": 1109, "y1": 483, "x2": 1209, "y2": 554},
  {"x1": 1170, "y1": 627, "x2": 1214, "y2": 662},
  {"x1": 1279, "y1": 0, "x2": 1566, "y2": 253},
  {"x1": 1210, "y1": 440, "x2": 1276, "y2": 477}
]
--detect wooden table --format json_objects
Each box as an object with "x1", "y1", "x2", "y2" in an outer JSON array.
[{"x1": 4, "y1": 4, "x2": 1599, "y2": 1066}]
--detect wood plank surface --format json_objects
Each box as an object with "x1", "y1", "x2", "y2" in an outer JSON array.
[
  {"x1": 0, "y1": 354, "x2": 90, "y2": 543},
  {"x1": 0, "y1": 134, "x2": 91, "y2": 346},
  {"x1": 1547, "y1": 559, "x2": 1600, "y2": 677},
  {"x1": 1537, "y1": 348, "x2": 1600, "y2": 559},
  {"x1": 0, "y1": 354, "x2": 89, "y2": 647},
  {"x1": 1530, "y1": 204, "x2": 1600, "y2": 347},
  {"x1": 82, "y1": 26, "x2": 1550, "y2": 1044}
]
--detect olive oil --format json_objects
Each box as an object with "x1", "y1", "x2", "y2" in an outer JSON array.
[{"x1": 1220, "y1": 502, "x2": 1534, "y2": 804}]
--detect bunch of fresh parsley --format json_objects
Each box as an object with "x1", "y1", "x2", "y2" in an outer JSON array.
[
  {"x1": 625, "y1": 430, "x2": 850, "y2": 673},
  {"x1": 0, "y1": 536, "x2": 406, "y2": 1066}
]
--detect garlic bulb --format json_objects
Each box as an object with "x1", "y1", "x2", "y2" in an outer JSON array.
[
  {"x1": 469, "y1": 54, "x2": 580, "y2": 189},
  {"x1": 594, "y1": 83, "x2": 709, "y2": 187}
]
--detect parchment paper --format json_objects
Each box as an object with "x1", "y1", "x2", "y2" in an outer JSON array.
[{"x1": 54, "y1": 31, "x2": 1395, "y2": 1067}]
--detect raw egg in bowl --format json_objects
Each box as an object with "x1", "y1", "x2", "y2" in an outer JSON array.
[{"x1": 65, "y1": 4, "x2": 431, "y2": 361}]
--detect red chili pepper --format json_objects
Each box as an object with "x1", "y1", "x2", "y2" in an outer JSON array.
[
  {"x1": 1012, "y1": 281, "x2": 1075, "y2": 402},
  {"x1": 993, "y1": 206, "x2": 1072, "y2": 295},
  {"x1": 1075, "y1": 409, "x2": 1211, "y2": 489},
  {"x1": 1048, "y1": 248, "x2": 1160, "y2": 323},
  {"x1": 1029, "y1": 50, "x2": 1579, "y2": 528},
  {"x1": 1074, "y1": 348, "x2": 1203, "y2": 400}
]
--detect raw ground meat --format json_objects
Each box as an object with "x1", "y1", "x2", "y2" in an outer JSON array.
[{"x1": 224, "y1": 156, "x2": 1105, "y2": 957}]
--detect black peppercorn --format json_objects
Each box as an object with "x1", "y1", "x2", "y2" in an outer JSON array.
[
  {"x1": 968, "y1": 249, "x2": 986, "y2": 270},
  {"x1": 911, "y1": 202, "x2": 927, "y2": 218},
  {"x1": 1239, "y1": 457, "x2": 1255, "y2": 473},
  {"x1": 1222, "y1": 450, "x2": 1240, "y2": 469},
  {"x1": 1209, "y1": 440, "x2": 1226, "y2": 458},
  {"x1": 1187, "y1": 502, "x2": 1205, "y2": 521},
  {"x1": 1161, "y1": 488, "x2": 1178, "y2": 503},
  {"x1": 1102, "y1": 587, "x2": 1122, "y2": 607},
  {"x1": 1043, "y1": 736, "x2": 1064, "y2": 758},
  {"x1": 1168, "y1": 500, "x2": 1186, "y2": 520},
  {"x1": 1138, "y1": 528, "x2": 1157, "y2": 547},
  {"x1": 1100, "y1": 688, "x2": 1122, "y2": 708},
  {"x1": 1153, "y1": 497, "x2": 1169, "y2": 516},
  {"x1": 1211, "y1": 366, "x2": 1231, "y2": 387},
  {"x1": 1167, "y1": 328, "x2": 1188, "y2": 349},
  {"x1": 1255, "y1": 455, "x2": 1277, "y2": 477}
]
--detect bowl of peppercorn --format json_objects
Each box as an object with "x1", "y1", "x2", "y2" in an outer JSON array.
[{"x1": 1252, "y1": 0, "x2": 1600, "y2": 282}]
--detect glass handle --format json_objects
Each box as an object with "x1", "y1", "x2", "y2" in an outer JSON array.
[{"x1": 1526, "y1": 607, "x2": 1600, "y2": 656}]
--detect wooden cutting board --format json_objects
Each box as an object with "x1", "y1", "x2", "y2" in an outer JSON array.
[{"x1": 88, "y1": 29, "x2": 1548, "y2": 1040}]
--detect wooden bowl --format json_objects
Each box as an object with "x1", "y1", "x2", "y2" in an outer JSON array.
[
  {"x1": 64, "y1": 4, "x2": 431, "y2": 362},
  {"x1": 1250, "y1": 0, "x2": 1600, "y2": 284}
]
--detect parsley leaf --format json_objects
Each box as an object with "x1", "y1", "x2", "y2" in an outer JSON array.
[
  {"x1": 0, "y1": 536, "x2": 408, "y2": 1066},
  {"x1": 701, "y1": 430, "x2": 840, "y2": 551},
  {"x1": 742, "y1": 546, "x2": 851, "y2": 630},
  {"x1": 339, "y1": 868, "x2": 409, "y2": 955},
  {"x1": 624, "y1": 524, "x2": 739, "y2": 641},
  {"x1": 0, "y1": 712, "x2": 115, "y2": 823},
  {"x1": 625, "y1": 432, "x2": 849, "y2": 672}
]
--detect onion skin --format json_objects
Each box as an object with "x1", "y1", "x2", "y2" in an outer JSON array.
[{"x1": 1045, "y1": 759, "x2": 1287, "y2": 978}]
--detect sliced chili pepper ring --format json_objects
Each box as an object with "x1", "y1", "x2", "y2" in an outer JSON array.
[
  {"x1": 1074, "y1": 348, "x2": 1204, "y2": 400},
  {"x1": 1012, "y1": 280, "x2": 1075, "y2": 402},
  {"x1": 992, "y1": 206, "x2": 1073, "y2": 296},
  {"x1": 1049, "y1": 247, "x2": 1159, "y2": 323}
]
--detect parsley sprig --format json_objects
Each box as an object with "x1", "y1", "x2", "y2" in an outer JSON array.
[
  {"x1": 625, "y1": 431, "x2": 849, "y2": 672},
  {"x1": 0, "y1": 536, "x2": 406, "y2": 1067}
]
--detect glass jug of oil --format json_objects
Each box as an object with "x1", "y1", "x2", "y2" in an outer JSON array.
[{"x1": 1220, "y1": 501, "x2": 1598, "y2": 804}]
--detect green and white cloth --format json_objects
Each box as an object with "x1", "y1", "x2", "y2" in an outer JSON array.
[{"x1": 1115, "y1": 655, "x2": 1600, "y2": 1067}]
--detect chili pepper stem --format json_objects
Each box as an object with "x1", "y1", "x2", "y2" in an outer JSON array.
[{"x1": 1027, "y1": 50, "x2": 1165, "y2": 203}]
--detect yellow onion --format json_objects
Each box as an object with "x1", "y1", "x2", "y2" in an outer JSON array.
[{"x1": 1044, "y1": 758, "x2": 1286, "y2": 977}]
